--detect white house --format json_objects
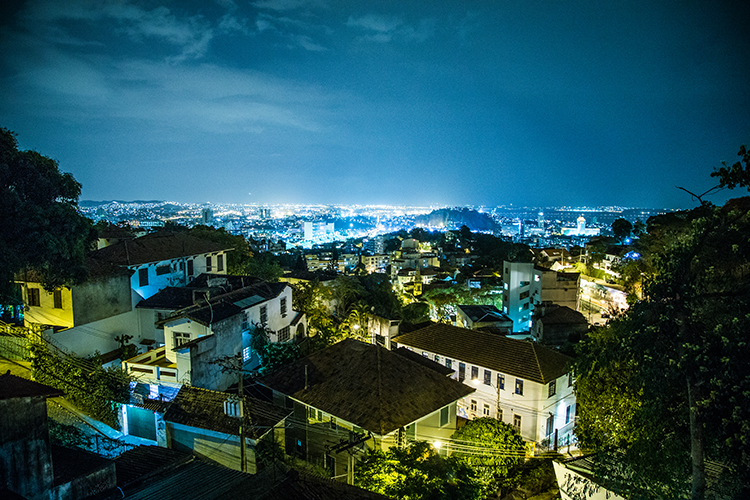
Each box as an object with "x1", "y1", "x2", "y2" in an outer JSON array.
[
  {"x1": 123, "y1": 275, "x2": 305, "y2": 391},
  {"x1": 393, "y1": 323, "x2": 576, "y2": 447}
]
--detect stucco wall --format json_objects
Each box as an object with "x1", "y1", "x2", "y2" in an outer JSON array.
[
  {"x1": 72, "y1": 274, "x2": 132, "y2": 326},
  {"x1": 0, "y1": 396, "x2": 54, "y2": 500},
  {"x1": 189, "y1": 315, "x2": 242, "y2": 391}
]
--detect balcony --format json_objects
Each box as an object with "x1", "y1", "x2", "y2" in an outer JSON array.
[{"x1": 122, "y1": 346, "x2": 179, "y2": 384}]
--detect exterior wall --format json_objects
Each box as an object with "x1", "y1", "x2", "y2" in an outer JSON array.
[
  {"x1": 242, "y1": 285, "x2": 297, "y2": 343},
  {"x1": 286, "y1": 397, "x2": 457, "y2": 481},
  {"x1": 554, "y1": 461, "x2": 626, "y2": 500},
  {"x1": 166, "y1": 422, "x2": 263, "y2": 474},
  {"x1": 71, "y1": 275, "x2": 132, "y2": 326},
  {"x1": 502, "y1": 262, "x2": 539, "y2": 333},
  {"x1": 0, "y1": 396, "x2": 54, "y2": 500},
  {"x1": 130, "y1": 250, "x2": 229, "y2": 300},
  {"x1": 397, "y1": 345, "x2": 576, "y2": 445},
  {"x1": 362, "y1": 254, "x2": 390, "y2": 273},
  {"x1": 50, "y1": 461, "x2": 116, "y2": 500},
  {"x1": 368, "y1": 315, "x2": 400, "y2": 349},
  {"x1": 164, "y1": 319, "x2": 210, "y2": 363},
  {"x1": 538, "y1": 270, "x2": 580, "y2": 312},
  {"x1": 23, "y1": 283, "x2": 74, "y2": 328},
  {"x1": 188, "y1": 315, "x2": 242, "y2": 392}
]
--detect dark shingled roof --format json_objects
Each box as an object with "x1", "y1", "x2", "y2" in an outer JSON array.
[
  {"x1": 114, "y1": 446, "x2": 193, "y2": 488},
  {"x1": 536, "y1": 306, "x2": 588, "y2": 325},
  {"x1": 0, "y1": 371, "x2": 64, "y2": 400},
  {"x1": 116, "y1": 456, "x2": 389, "y2": 500},
  {"x1": 393, "y1": 324, "x2": 572, "y2": 384},
  {"x1": 392, "y1": 347, "x2": 454, "y2": 376},
  {"x1": 258, "y1": 338, "x2": 475, "y2": 436},
  {"x1": 152, "y1": 278, "x2": 288, "y2": 326},
  {"x1": 164, "y1": 385, "x2": 290, "y2": 440},
  {"x1": 457, "y1": 304, "x2": 512, "y2": 324},
  {"x1": 90, "y1": 231, "x2": 230, "y2": 267},
  {"x1": 51, "y1": 444, "x2": 113, "y2": 487}
]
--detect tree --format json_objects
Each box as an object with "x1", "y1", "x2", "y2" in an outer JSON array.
[
  {"x1": 188, "y1": 225, "x2": 253, "y2": 275},
  {"x1": 355, "y1": 441, "x2": 482, "y2": 500},
  {"x1": 450, "y1": 418, "x2": 527, "y2": 496},
  {"x1": 574, "y1": 199, "x2": 750, "y2": 499},
  {"x1": 710, "y1": 144, "x2": 750, "y2": 190},
  {"x1": 611, "y1": 218, "x2": 633, "y2": 243},
  {"x1": 0, "y1": 127, "x2": 96, "y2": 302}
]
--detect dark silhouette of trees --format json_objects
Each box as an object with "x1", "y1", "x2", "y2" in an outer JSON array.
[{"x1": 0, "y1": 127, "x2": 95, "y2": 302}]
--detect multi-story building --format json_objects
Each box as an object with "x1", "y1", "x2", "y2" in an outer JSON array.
[
  {"x1": 393, "y1": 323, "x2": 576, "y2": 447},
  {"x1": 502, "y1": 261, "x2": 580, "y2": 333}
]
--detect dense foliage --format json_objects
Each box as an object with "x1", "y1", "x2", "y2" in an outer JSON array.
[
  {"x1": 29, "y1": 342, "x2": 131, "y2": 428},
  {"x1": 450, "y1": 418, "x2": 527, "y2": 496},
  {"x1": 355, "y1": 441, "x2": 482, "y2": 500},
  {"x1": 574, "y1": 198, "x2": 750, "y2": 499},
  {"x1": 0, "y1": 127, "x2": 96, "y2": 302}
]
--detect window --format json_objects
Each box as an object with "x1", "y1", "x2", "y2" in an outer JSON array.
[
  {"x1": 242, "y1": 314, "x2": 248, "y2": 331},
  {"x1": 548, "y1": 380, "x2": 556, "y2": 397},
  {"x1": 483, "y1": 403, "x2": 490, "y2": 416},
  {"x1": 566, "y1": 405, "x2": 572, "y2": 424},
  {"x1": 458, "y1": 362, "x2": 466, "y2": 382},
  {"x1": 484, "y1": 369, "x2": 491, "y2": 386},
  {"x1": 440, "y1": 406, "x2": 449, "y2": 427},
  {"x1": 53, "y1": 290, "x2": 62, "y2": 309},
  {"x1": 470, "y1": 400, "x2": 477, "y2": 412},
  {"x1": 515, "y1": 378, "x2": 524, "y2": 396},
  {"x1": 174, "y1": 331, "x2": 190, "y2": 347},
  {"x1": 522, "y1": 302, "x2": 529, "y2": 310},
  {"x1": 206, "y1": 256, "x2": 212, "y2": 271},
  {"x1": 280, "y1": 297, "x2": 287, "y2": 316},
  {"x1": 156, "y1": 265, "x2": 170, "y2": 276},
  {"x1": 434, "y1": 354, "x2": 440, "y2": 363},
  {"x1": 330, "y1": 417, "x2": 337, "y2": 430},
  {"x1": 139, "y1": 268, "x2": 149, "y2": 287},
  {"x1": 568, "y1": 372, "x2": 574, "y2": 387},
  {"x1": 217, "y1": 254, "x2": 224, "y2": 272},
  {"x1": 445, "y1": 358, "x2": 452, "y2": 370},
  {"x1": 28, "y1": 288, "x2": 40, "y2": 307},
  {"x1": 471, "y1": 366, "x2": 479, "y2": 381},
  {"x1": 242, "y1": 346, "x2": 251, "y2": 362},
  {"x1": 513, "y1": 414, "x2": 522, "y2": 432},
  {"x1": 187, "y1": 260, "x2": 194, "y2": 276},
  {"x1": 278, "y1": 326, "x2": 290, "y2": 343},
  {"x1": 519, "y1": 290, "x2": 529, "y2": 300},
  {"x1": 422, "y1": 351, "x2": 429, "y2": 358},
  {"x1": 260, "y1": 305, "x2": 268, "y2": 324},
  {"x1": 520, "y1": 281, "x2": 530, "y2": 287},
  {"x1": 497, "y1": 373, "x2": 505, "y2": 390},
  {"x1": 546, "y1": 415, "x2": 555, "y2": 436},
  {"x1": 534, "y1": 274, "x2": 540, "y2": 282},
  {"x1": 497, "y1": 408, "x2": 503, "y2": 421}
]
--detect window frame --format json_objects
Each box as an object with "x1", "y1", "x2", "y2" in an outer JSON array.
[
  {"x1": 28, "y1": 288, "x2": 40, "y2": 307},
  {"x1": 548, "y1": 380, "x2": 556, "y2": 398},
  {"x1": 515, "y1": 378, "x2": 524, "y2": 396},
  {"x1": 53, "y1": 289, "x2": 63, "y2": 309},
  {"x1": 497, "y1": 373, "x2": 505, "y2": 390},
  {"x1": 138, "y1": 268, "x2": 149, "y2": 287},
  {"x1": 513, "y1": 414, "x2": 522, "y2": 432}
]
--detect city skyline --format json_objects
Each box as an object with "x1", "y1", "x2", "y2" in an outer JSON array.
[{"x1": 1, "y1": 0, "x2": 748, "y2": 209}]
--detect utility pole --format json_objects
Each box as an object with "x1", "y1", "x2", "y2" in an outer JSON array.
[{"x1": 239, "y1": 370, "x2": 245, "y2": 472}]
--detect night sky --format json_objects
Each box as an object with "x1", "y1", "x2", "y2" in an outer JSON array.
[{"x1": 1, "y1": 0, "x2": 748, "y2": 208}]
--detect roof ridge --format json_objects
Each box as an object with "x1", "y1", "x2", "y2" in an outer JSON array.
[{"x1": 530, "y1": 343, "x2": 545, "y2": 384}]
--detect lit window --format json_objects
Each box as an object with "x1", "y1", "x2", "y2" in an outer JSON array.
[
  {"x1": 497, "y1": 373, "x2": 505, "y2": 390},
  {"x1": 515, "y1": 379, "x2": 524, "y2": 396},
  {"x1": 445, "y1": 358, "x2": 452, "y2": 370},
  {"x1": 242, "y1": 346, "x2": 251, "y2": 362}
]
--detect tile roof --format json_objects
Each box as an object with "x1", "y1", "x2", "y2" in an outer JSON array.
[
  {"x1": 150, "y1": 276, "x2": 288, "y2": 325},
  {"x1": 457, "y1": 304, "x2": 512, "y2": 324},
  {"x1": 114, "y1": 446, "x2": 193, "y2": 487},
  {"x1": 90, "y1": 231, "x2": 230, "y2": 267},
  {"x1": 164, "y1": 385, "x2": 290, "y2": 440},
  {"x1": 392, "y1": 324, "x2": 572, "y2": 384},
  {"x1": 258, "y1": 338, "x2": 475, "y2": 436},
  {"x1": 0, "y1": 371, "x2": 64, "y2": 400},
  {"x1": 116, "y1": 455, "x2": 388, "y2": 500},
  {"x1": 51, "y1": 444, "x2": 113, "y2": 487}
]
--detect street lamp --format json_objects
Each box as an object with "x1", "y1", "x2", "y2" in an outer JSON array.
[{"x1": 471, "y1": 378, "x2": 501, "y2": 421}]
